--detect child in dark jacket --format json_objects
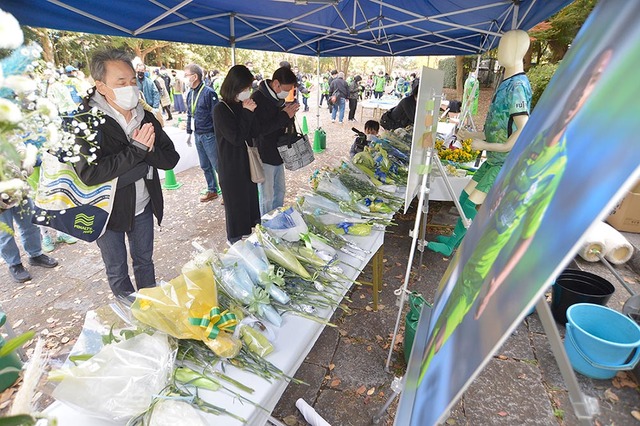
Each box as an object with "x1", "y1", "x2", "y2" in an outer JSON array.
[{"x1": 350, "y1": 120, "x2": 380, "y2": 157}]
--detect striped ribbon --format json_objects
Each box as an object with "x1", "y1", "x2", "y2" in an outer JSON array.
[{"x1": 188, "y1": 307, "x2": 237, "y2": 339}]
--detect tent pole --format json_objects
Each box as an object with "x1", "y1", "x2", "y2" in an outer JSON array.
[
  {"x1": 511, "y1": 2, "x2": 520, "y2": 29},
  {"x1": 230, "y1": 13, "x2": 236, "y2": 66},
  {"x1": 316, "y1": 53, "x2": 321, "y2": 129}
]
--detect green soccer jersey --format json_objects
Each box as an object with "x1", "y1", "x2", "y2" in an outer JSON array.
[
  {"x1": 420, "y1": 134, "x2": 566, "y2": 378},
  {"x1": 483, "y1": 73, "x2": 532, "y2": 166}
]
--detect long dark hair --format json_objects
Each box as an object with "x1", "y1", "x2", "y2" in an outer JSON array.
[{"x1": 219, "y1": 65, "x2": 254, "y2": 102}]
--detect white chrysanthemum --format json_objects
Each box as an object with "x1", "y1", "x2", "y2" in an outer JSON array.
[
  {"x1": 36, "y1": 98, "x2": 58, "y2": 119},
  {"x1": 0, "y1": 98, "x2": 22, "y2": 123},
  {"x1": 4, "y1": 75, "x2": 38, "y2": 94},
  {"x1": 0, "y1": 10, "x2": 23, "y2": 50},
  {"x1": 0, "y1": 178, "x2": 26, "y2": 194},
  {"x1": 46, "y1": 122, "x2": 59, "y2": 145},
  {"x1": 22, "y1": 144, "x2": 38, "y2": 171}
]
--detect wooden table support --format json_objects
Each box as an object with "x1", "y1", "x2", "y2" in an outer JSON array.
[{"x1": 359, "y1": 245, "x2": 384, "y2": 311}]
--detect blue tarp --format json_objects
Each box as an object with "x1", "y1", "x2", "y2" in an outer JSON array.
[{"x1": 1, "y1": 0, "x2": 572, "y2": 57}]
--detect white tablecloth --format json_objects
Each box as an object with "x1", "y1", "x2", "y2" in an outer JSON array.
[
  {"x1": 429, "y1": 175, "x2": 471, "y2": 201},
  {"x1": 45, "y1": 230, "x2": 385, "y2": 426}
]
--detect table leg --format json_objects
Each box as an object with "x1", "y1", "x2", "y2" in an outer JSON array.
[{"x1": 360, "y1": 245, "x2": 383, "y2": 311}]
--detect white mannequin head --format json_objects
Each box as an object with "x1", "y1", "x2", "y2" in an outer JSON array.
[{"x1": 497, "y1": 30, "x2": 529, "y2": 71}]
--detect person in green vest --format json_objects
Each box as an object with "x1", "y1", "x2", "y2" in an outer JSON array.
[
  {"x1": 319, "y1": 76, "x2": 330, "y2": 108},
  {"x1": 373, "y1": 70, "x2": 385, "y2": 99},
  {"x1": 300, "y1": 75, "x2": 312, "y2": 112}
]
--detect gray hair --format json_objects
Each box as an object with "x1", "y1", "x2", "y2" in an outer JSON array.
[
  {"x1": 184, "y1": 63, "x2": 204, "y2": 82},
  {"x1": 337, "y1": 71, "x2": 345, "y2": 79},
  {"x1": 90, "y1": 49, "x2": 135, "y2": 82}
]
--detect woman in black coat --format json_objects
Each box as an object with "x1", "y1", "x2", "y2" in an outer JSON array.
[{"x1": 213, "y1": 65, "x2": 260, "y2": 243}]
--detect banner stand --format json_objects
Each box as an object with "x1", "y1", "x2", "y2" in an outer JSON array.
[
  {"x1": 386, "y1": 144, "x2": 470, "y2": 373},
  {"x1": 375, "y1": 297, "x2": 599, "y2": 425},
  {"x1": 533, "y1": 297, "x2": 599, "y2": 425}
]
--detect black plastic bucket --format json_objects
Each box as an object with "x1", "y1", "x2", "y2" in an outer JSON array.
[{"x1": 551, "y1": 269, "x2": 615, "y2": 324}]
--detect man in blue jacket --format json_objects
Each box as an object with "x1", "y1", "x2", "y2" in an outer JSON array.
[
  {"x1": 185, "y1": 63, "x2": 221, "y2": 202},
  {"x1": 135, "y1": 63, "x2": 160, "y2": 110}
]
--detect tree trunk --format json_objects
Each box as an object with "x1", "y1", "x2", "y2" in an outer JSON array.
[
  {"x1": 455, "y1": 56, "x2": 464, "y2": 100},
  {"x1": 548, "y1": 39, "x2": 568, "y2": 63},
  {"x1": 341, "y1": 57, "x2": 351, "y2": 75},
  {"x1": 383, "y1": 57, "x2": 395, "y2": 75},
  {"x1": 33, "y1": 29, "x2": 54, "y2": 64},
  {"x1": 523, "y1": 44, "x2": 533, "y2": 72}
]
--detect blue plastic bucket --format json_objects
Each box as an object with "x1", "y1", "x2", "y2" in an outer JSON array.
[{"x1": 565, "y1": 303, "x2": 640, "y2": 379}]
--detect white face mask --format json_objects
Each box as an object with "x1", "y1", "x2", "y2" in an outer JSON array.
[
  {"x1": 237, "y1": 89, "x2": 251, "y2": 102},
  {"x1": 277, "y1": 90, "x2": 289, "y2": 99},
  {"x1": 107, "y1": 85, "x2": 139, "y2": 110}
]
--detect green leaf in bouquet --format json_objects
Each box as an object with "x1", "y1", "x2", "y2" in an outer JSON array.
[{"x1": 0, "y1": 330, "x2": 34, "y2": 357}]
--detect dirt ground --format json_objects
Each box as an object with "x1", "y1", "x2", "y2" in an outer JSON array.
[{"x1": 0, "y1": 86, "x2": 493, "y2": 416}]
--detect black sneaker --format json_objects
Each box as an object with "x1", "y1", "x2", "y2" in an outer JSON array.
[
  {"x1": 28, "y1": 254, "x2": 59, "y2": 268},
  {"x1": 9, "y1": 264, "x2": 31, "y2": 283}
]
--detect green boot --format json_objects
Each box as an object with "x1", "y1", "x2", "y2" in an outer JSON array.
[
  {"x1": 428, "y1": 197, "x2": 477, "y2": 256},
  {"x1": 435, "y1": 191, "x2": 470, "y2": 244}
]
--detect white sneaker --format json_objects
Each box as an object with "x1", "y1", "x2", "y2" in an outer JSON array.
[{"x1": 331, "y1": 118, "x2": 336, "y2": 123}]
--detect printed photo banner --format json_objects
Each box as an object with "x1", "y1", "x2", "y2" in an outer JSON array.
[{"x1": 397, "y1": 0, "x2": 640, "y2": 424}]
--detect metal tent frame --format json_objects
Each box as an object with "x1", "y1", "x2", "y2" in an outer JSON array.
[{"x1": 3, "y1": 0, "x2": 571, "y2": 59}]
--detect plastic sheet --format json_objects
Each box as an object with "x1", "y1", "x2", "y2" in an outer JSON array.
[
  {"x1": 131, "y1": 267, "x2": 242, "y2": 358},
  {"x1": 51, "y1": 332, "x2": 174, "y2": 422},
  {"x1": 149, "y1": 399, "x2": 208, "y2": 426}
]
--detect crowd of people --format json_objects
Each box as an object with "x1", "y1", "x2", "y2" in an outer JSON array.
[{"x1": 1, "y1": 50, "x2": 423, "y2": 305}]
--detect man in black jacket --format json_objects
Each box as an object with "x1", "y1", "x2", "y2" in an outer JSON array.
[
  {"x1": 329, "y1": 71, "x2": 349, "y2": 124},
  {"x1": 75, "y1": 49, "x2": 180, "y2": 299},
  {"x1": 251, "y1": 67, "x2": 299, "y2": 215}
]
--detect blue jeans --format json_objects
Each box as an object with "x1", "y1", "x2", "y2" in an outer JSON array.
[
  {"x1": 0, "y1": 200, "x2": 42, "y2": 266},
  {"x1": 258, "y1": 164, "x2": 286, "y2": 216},
  {"x1": 331, "y1": 97, "x2": 346, "y2": 122},
  {"x1": 96, "y1": 204, "x2": 155, "y2": 297},
  {"x1": 194, "y1": 132, "x2": 219, "y2": 193}
]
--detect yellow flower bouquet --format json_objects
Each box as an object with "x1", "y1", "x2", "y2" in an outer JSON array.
[{"x1": 435, "y1": 138, "x2": 480, "y2": 164}]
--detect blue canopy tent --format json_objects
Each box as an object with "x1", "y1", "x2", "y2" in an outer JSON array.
[{"x1": 2, "y1": 0, "x2": 572, "y2": 57}]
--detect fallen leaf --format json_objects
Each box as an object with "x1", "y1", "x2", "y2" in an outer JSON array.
[
  {"x1": 497, "y1": 355, "x2": 508, "y2": 360},
  {"x1": 60, "y1": 336, "x2": 70, "y2": 344},
  {"x1": 330, "y1": 378, "x2": 341, "y2": 387},
  {"x1": 604, "y1": 388, "x2": 619, "y2": 403},
  {"x1": 356, "y1": 385, "x2": 366, "y2": 395},
  {"x1": 283, "y1": 415, "x2": 299, "y2": 426},
  {"x1": 631, "y1": 410, "x2": 640, "y2": 421},
  {"x1": 365, "y1": 306, "x2": 373, "y2": 311},
  {"x1": 378, "y1": 304, "x2": 385, "y2": 310},
  {"x1": 375, "y1": 335, "x2": 384, "y2": 342},
  {"x1": 328, "y1": 363, "x2": 335, "y2": 371},
  {"x1": 360, "y1": 294, "x2": 366, "y2": 299},
  {"x1": 367, "y1": 387, "x2": 375, "y2": 395},
  {"x1": 497, "y1": 411, "x2": 508, "y2": 417},
  {"x1": 446, "y1": 419, "x2": 457, "y2": 425},
  {"x1": 12, "y1": 319, "x2": 24, "y2": 328},
  {"x1": 46, "y1": 318, "x2": 56, "y2": 324},
  {"x1": 394, "y1": 274, "x2": 403, "y2": 279},
  {"x1": 35, "y1": 290, "x2": 42, "y2": 296}
]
